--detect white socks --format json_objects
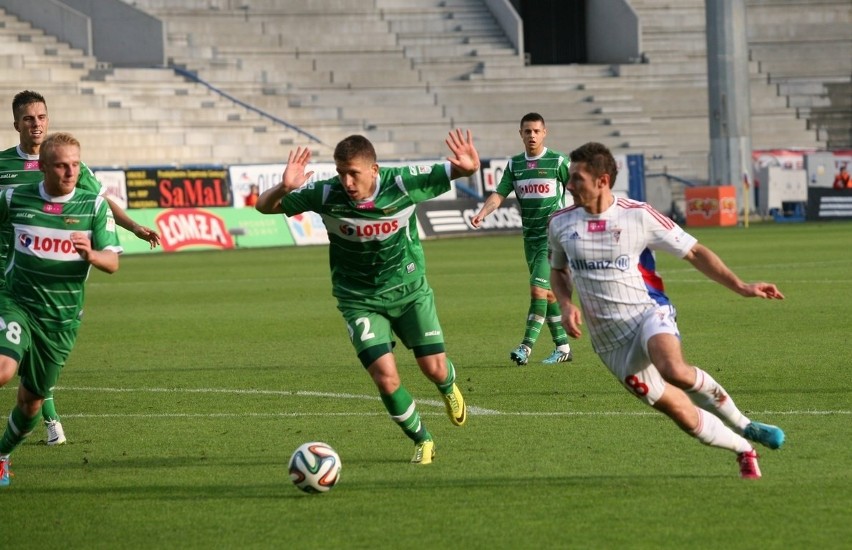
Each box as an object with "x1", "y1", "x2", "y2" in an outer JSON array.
[
  {"x1": 688, "y1": 367, "x2": 749, "y2": 433},
  {"x1": 692, "y1": 408, "x2": 752, "y2": 453}
]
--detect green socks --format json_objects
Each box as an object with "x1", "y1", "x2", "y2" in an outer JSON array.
[
  {"x1": 0, "y1": 406, "x2": 41, "y2": 454},
  {"x1": 546, "y1": 300, "x2": 570, "y2": 346},
  {"x1": 380, "y1": 386, "x2": 431, "y2": 443},
  {"x1": 522, "y1": 298, "x2": 548, "y2": 346}
]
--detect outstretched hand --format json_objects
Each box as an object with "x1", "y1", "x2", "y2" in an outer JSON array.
[
  {"x1": 133, "y1": 225, "x2": 160, "y2": 248},
  {"x1": 743, "y1": 282, "x2": 785, "y2": 300},
  {"x1": 446, "y1": 128, "x2": 480, "y2": 179}
]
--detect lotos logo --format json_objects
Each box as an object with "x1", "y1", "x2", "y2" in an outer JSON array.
[
  {"x1": 516, "y1": 179, "x2": 556, "y2": 198},
  {"x1": 155, "y1": 208, "x2": 234, "y2": 252},
  {"x1": 337, "y1": 219, "x2": 399, "y2": 240},
  {"x1": 17, "y1": 229, "x2": 84, "y2": 261},
  {"x1": 518, "y1": 183, "x2": 551, "y2": 195},
  {"x1": 687, "y1": 198, "x2": 719, "y2": 218}
]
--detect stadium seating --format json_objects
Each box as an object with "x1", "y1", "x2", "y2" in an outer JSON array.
[{"x1": 1, "y1": 0, "x2": 847, "y2": 182}]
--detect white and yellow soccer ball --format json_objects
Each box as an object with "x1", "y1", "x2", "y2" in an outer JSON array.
[{"x1": 288, "y1": 441, "x2": 342, "y2": 494}]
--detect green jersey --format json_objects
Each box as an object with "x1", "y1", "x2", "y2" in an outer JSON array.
[
  {"x1": 0, "y1": 183, "x2": 122, "y2": 331},
  {"x1": 281, "y1": 163, "x2": 452, "y2": 299},
  {"x1": 0, "y1": 145, "x2": 103, "y2": 281},
  {"x1": 496, "y1": 147, "x2": 569, "y2": 243}
]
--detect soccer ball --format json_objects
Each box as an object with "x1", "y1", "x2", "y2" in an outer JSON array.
[{"x1": 288, "y1": 441, "x2": 342, "y2": 494}]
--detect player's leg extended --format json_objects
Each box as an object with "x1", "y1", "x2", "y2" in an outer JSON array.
[
  {"x1": 651, "y1": 384, "x2": 761, "y2": 478},
  {"x1": 370, "y1": 355, "x2": 431, "y2": 444},
  {"x1": 342, "y1": 298, "x2": 433, "y2": 462},
  {"x1": 647, "y1": 329, "x2": 784, "y2": 450},
  {"x1": 603, "y1": 336, "x2": 760, "y2": 479},
  {"x1": 396, "y1": 279, "x2": 466, "y2": 427}
]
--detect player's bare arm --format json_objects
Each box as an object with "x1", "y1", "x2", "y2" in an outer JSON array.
[
  {"x1": 550, "y1": 266, "x2": 583, "y2": 338},
  {"x1": 683, "y1": 243, "x2": 785, "y2": 300},
  {"x1": 70, "y1": 232, "x2": 119, "y2": 273},
  {"x1": 446, "y1": 128, "x2": 480, "y2": 179},
  {"x1": 105, "y1": 197, "x2": 160, "y2": 249},
  {"x1": 255, "y1": 147, "x2": 315, "y2": 214},
  {"x1": 471, "y1": 192, "x2": 505, "y2": 228}
]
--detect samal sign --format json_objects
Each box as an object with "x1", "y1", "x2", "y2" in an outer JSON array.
[{"x1": 126, "y1": 168, "x2": 232, "y2": 209}]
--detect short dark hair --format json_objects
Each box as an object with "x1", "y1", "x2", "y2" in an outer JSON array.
[
  {"x1": 12, "y1": 90, "x2": 47, "y2": 121},
  {"x1": 334, "y1": 135, "x2": 377, "y2": 164},
  {"x1": 570, "y1": 142, "x2": 618, "y2": 187},
  {"x1": 520, "y1": 112, "x2": 545, "y2": 127}
]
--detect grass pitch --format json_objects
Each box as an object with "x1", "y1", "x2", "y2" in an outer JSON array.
[{"x1": 2, "y1": 221, "x2": 850, "y2": 549}]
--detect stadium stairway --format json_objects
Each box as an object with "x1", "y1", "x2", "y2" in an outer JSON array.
[
  {"x1": 0, "y1": 6, "x2": 331, "y2": 168},
  {"x1": 1, "y1": 0, "x2": 846, "y2": 178},
  {"x1": 745, "y1": 0, "x2": 852, "y2": 150}
]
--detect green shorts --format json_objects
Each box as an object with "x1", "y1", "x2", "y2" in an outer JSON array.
[
  {"x1": 0, "y1": 299, "x2": 77, "y2": 398},
  {"x1": 337, "y1": 277, "x2": 445, "y2": 367},
  {"x1": 524, "y1": 239, "x2": 551, "y2": 290}
]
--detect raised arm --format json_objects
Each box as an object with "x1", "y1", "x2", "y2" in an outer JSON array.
[
  {"x1": 445, "y1": 128, "x2": 480, "y2": 180},
  {"x1": 683, "y1": 243, "x2": 785, "y2": 299},
  {"x1": 255, "y1": 146, "x2": 315, "y2": 214}
]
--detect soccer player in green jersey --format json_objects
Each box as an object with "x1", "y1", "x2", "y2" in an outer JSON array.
[
  {"x1": 471, "y1": 113, "x2": 573, "y2": 366},
  {"x1": 0, "y1": 90, "x2": 158, "y2": 445},
  {"x1": 256, "y1": 129, "x2": 479, "y2": 464},
  {"x1": 0, "y1": 132, "x2": 122, "y2": 487}
]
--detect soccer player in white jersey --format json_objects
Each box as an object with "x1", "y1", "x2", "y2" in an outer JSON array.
[
  {"x1": 0, "y1": 90, "x2": 159, "y2": 446},
  {"x1": 548, "y1": 141, "x2": 786, "y2": 479},
  {"x1": 471, "y1": 113, "x2": 572, "y2": 366},
  {"x1": 255, "y1": 130, "x2": 479, "y2": 464},
  {"x1": 0, "y1": 133, "x2": 122, "y2": 487}
]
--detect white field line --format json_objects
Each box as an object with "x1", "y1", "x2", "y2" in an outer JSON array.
[{"x1": 26, "y1": 386, "x2": 851, "y2": 418}]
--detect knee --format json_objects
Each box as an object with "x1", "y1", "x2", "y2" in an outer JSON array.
[
  {"x1": 655, "y1": 360, "x2": 695, "y2": 388},
  {"x1": 0, "y1": 357, "x2": 17, "y2": 387},
  {"x1": 370, "y1": 370, "x2": 400, "y2": 394},
  {"x1": 16, "y1": 392, "x2": 43, "y2": 418},
  {"x1": 417, "y1": 355, "x2": 446, "y2": 382},
  {"x1": 652, "y1": 389, "x2": 699, "y2": 432}
]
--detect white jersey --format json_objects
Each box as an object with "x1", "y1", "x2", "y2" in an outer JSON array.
[{"x1": 548, "y1": 197, "x2": 697, "y2": 352}]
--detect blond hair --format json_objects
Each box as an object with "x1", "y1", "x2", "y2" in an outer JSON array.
[{"x1": 40, "y1": 132, "x2": 80, "y2": 162}]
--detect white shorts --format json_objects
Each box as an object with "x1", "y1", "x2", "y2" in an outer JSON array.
[{"x1": 598, "y1": 305, "x2": 680, "y2": 406}]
